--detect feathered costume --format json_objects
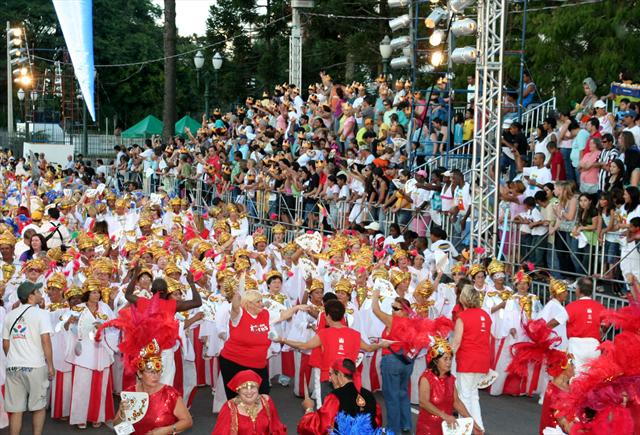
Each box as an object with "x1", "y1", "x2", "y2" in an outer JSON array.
[
  {"x1": 96, "y1": 294, "x2": 179, "y2": 374},
  {"x1": 559, "y1": 281, "x2": 640, "y2": 434},
  {"x1": 507, "y1": 319, "x2": 572, "y2": 435},
  {"x1": 96, "y1": 294, "x2": 183, "y2": 435}
]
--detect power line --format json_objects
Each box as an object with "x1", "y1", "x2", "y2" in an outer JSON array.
[{"x1": 32, "y1": 14, "x2": 291, "y2": 69}]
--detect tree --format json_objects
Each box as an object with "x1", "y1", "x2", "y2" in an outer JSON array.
[{"x1": 162, "y1": 0, "x2": 177, "y2": 143}]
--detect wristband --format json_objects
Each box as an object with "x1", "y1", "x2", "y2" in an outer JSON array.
[{"x1": 305, "y1": 407, "x2": 314, "y2": 413}]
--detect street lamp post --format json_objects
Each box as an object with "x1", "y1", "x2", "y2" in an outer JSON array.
[
  {"x1": 379, "y1": 35, "x2": 392, "y2": 78},
  {"x1": 212, "y1": 52, "x2": 223, "y2": 113},
  {"x1": 193, "y1": 50, "x2": 204, "y2": 113},
  {"x1": 17, "y1": 88, "x2": 28, "y2": 141},
  {"x1": 194, "y1": 51, "x2": 222, "y2": 117}
]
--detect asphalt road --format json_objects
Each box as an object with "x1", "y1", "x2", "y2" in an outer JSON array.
[{"x1": 5, "y1": 384, "x2": 539, "y2": 435}]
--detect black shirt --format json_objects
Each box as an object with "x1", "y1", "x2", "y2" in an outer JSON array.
[{"x1": 502, "y1": 131, "x2": 528, "y2": 156}]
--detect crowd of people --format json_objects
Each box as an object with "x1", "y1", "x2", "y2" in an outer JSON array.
[{"x1": 0, "y1": 72, "x2": 638, "y2": 435}]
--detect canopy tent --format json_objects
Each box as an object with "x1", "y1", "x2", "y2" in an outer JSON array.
[
  {"x1": 175, "y1": 115, "x2": 201, "y2": 138},
  {"x1": 121, "y1": 115, "x2": 163, "y2": 138}
]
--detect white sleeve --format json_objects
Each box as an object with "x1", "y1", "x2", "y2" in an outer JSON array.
[{"x1": 39, "y1": 309, "x2": 54, "y2": 335}]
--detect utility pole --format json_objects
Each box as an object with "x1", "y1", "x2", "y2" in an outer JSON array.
[{"x1": 289, "y1": 1, "x2": 313, "y2": 88}]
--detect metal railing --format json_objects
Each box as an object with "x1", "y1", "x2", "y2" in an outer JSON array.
[{"x1": 520, "y1": 96, "x2": 557, "y2": 136}]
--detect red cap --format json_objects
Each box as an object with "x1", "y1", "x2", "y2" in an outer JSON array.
[
  {"x1": 330, "y1": 358, "x2": 355, "y2": 377},
  {"x1": 227, "y1": 370, "x2": 262, "y2": 392}
]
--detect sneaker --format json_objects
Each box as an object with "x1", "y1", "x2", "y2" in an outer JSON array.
[{"x1": 278, "y1": 375, "x2": 291, "y2": 387}]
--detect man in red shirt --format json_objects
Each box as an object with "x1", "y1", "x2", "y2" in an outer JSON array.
[
  {"x1": 279, "y1": 300, "x2": 384, "y2": 407},
  {"x1": 565, "y1": 277, "x2": 605, "y2": 374}
]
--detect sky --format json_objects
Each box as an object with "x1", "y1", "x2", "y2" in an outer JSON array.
[{"x1": 152, "y1": 0, "x2": 215, "y2": 37}]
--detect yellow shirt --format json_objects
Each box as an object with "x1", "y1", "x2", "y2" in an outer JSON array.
[{"x1": 463, "y1": 119, "x2": 474, "y2": 141}]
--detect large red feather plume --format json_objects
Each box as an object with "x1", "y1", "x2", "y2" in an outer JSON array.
[
  {"x1": 96, "y1": 293, "x2": 179, "y2": 374},
  {"x1": 388, "y1": 316, "x2": 454, "y2": 354},
  {"x1": 507, "y1": 319, "x2": 567, "y2": 378},
  {"x1": 560, "y1": 331, "x2": 640, "y2": 432}
]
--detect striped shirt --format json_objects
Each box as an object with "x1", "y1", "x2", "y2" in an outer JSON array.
[{"x1": 598, "y1": 147, "x2": 620, "y2": 191}]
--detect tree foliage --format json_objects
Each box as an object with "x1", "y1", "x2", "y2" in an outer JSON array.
[{"x1": 507, "y1": 0, "x2": 640, "y2": 110}]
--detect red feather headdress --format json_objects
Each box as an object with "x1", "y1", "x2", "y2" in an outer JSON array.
[
  {"x1": 389, "y1": 315, "x2": 453, "y2": 356},
  {"x1": 96, "y1": 293, "x2": 179, "y2": 373}
]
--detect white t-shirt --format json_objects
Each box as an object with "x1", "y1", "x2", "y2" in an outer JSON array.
[
  {"x1": 523, "y1": 166, "x2": 552, "y2": 197},
  {"x1": 2, "y1": 304, "x2": 53, "y2": 368},
  {"x1": 453, "y1": 183, "x2": 471, "y2": 214},
  {"x1": 540, "y1": 298, "x2": 568, "y2": 350},
  {"x1": 518, "y1": 207, "x2": 548, "y2": 236}
]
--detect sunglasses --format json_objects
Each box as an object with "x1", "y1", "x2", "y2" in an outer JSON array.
[{"x1": 392, "y1": 306, "x2": 401, "y2": 311}]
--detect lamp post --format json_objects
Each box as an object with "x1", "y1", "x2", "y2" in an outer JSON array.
[
  {"x1": 379, "y1": 35, "x2": 392, "y2": 77},
  {"x1": 193, "y1": 51, "x2": 222, "y2": 117},
  {"x1": 17, "y1": 88, "x2": 29, "y2": 141},
  {"x1": 194, "y1": 50, "x2": 204, "y2": 113},
  {"x1": 212, "y1": 52, "x2": 223, "y2": 113}
]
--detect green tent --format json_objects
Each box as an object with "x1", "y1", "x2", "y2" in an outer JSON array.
[
  {"x1": 121, "y1": 115, "x2": 163, "y2": 138},
  {"x1": 175, "y1": 115, "x2": 201, "y2": 138}
]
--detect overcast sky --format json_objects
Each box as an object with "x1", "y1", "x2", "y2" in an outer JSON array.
[{"x1": 152, "y1": 0, "x2": 215, "y2": 37}]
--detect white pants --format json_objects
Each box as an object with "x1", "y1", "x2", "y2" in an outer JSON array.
[
  {"x1": 160, "y1": 348, "x2": 176, "y2": 386},
  {"x1": 311, "y1": 367, "x2": 322, "y2": 409},
  {"x1": 69, "y1": 366, "x2": 112, "y2": 425},
  {"x1": 456, "y1": 372, "x2": 485, "y2": 431},
  {"x1": 568, "y1": 337, "x2": 600, "y2": 375}
]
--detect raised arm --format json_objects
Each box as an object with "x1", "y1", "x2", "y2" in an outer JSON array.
[
  {"x1": 370, "y1": 289, "x2": 392, "y2": 329},
  {"x1": 175, "y1": 270, "x2": 203, "y2": 312},
  {"x1": 124, "y1": 263, "x2": 141, "y2": 305}
]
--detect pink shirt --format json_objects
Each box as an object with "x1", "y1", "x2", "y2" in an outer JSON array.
[{"x1": 580, "y1": 150, "x2": 601, "y2": 184}]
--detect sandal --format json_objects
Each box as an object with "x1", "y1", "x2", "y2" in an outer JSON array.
[{"x1": 77, "y1": 424, "x2": 87, "y2": 430}]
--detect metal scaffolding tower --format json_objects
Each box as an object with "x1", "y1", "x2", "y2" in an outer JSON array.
[{"x1": 470, "y1": 0, "x2": 507, "y2": 258}]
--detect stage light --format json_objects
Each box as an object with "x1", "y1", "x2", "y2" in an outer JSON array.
[
  {"x1": 450, "y1": 0, "x2": 475, "y2": 13},
  {"x1": 390, "y1": 56, "x2": 412, "y2": 70},
  {"x1": 389, "y1": 14, "x2": 411, "y2": 32},
  {"x1": 451, "y1": 46, "x2": 477, "y2": 63},
  {"x1": 451, "y1": 18, "x2": 477, "y2": 36},
  {"x1": 388, "y1": 0, "x2": 410, "y2": 8},
  {"x1": 390, "y1": 35, "x2": 411, "y2": 51},
  {"x1": 425, "y1": 7, "x2": 447, "y2": 29},
  {"x1": 430, "y1": 50, "x2": 444, "y2": 67},
  {"x1": 429, "y1": 29, "x2": 445, "y2": 46}
]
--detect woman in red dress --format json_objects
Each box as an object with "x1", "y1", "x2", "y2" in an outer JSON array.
[
  {"x1": 104, "y1": 293, "x2": 193, "y2": 435},
  {"x1": 113, "y1": 340, "x2": 193, "y2": 435},
  {"x1": 417, "y1": 337, "x2": 482, "y2": 435},
  {"x1": 452, "y1": 284, "x2": 491, "y2": 434},
  {"x1": 212, "y1": 370, "x2": 287, "y2": 435}
]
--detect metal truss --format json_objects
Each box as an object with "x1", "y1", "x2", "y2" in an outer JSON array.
[{"x1": 470, "y1": 0, "x2": 507, "y2": 259}]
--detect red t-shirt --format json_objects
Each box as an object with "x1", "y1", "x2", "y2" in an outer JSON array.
[
  {"x1": 317, "y1": 327, "x2": 361, "y2": 381},
  {"x1": 566, "y1": 298, "x2": 605, "y2": 340},
  {"x1": 309, "y1": 312, "x2": 347, "y2": 368},
  {"x1": 456, "y1": 308, "x2": 491, "y2": 373},
  {"x1": 549, "y1": 150, "x2": 566, "y2": 180},
  {"x1": 221, "y1": 309, "x2": 271, "y2": 369}
]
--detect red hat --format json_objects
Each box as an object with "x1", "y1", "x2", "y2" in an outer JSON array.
[
  {"x1": 227, "y1": 370, "x2": 262, "y2": 392},
  {"x1": 330, "y1": 358, "x2": 355, "y2": 377}
]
